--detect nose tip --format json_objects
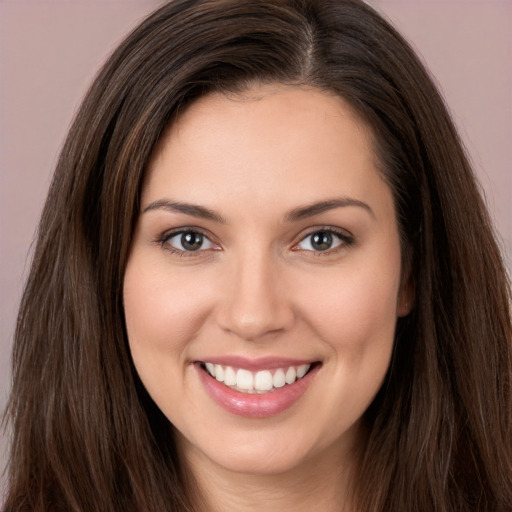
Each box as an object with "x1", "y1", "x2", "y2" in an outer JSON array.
[
  {"x1": 216, "y1": 257, "x2": 294, "y2": 341},
  {"x1": 224, "y1": 304, "x2": 288, "y2": 341}
]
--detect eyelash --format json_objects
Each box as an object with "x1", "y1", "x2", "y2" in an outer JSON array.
[
  {"x1": 293, "y1": 227, "x2": 354, "y2": 257},
  {"x1": 156, "y1": 228, "x2": 218, "y2": 257},
  {"x1": 156, "y1": 226, "x2": 354, "y2": 257}
]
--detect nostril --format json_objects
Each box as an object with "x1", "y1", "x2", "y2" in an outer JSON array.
[
  {"x1": 215, "y1": 262, "x2": 295, "y2": 340},
  {"x1": 217, "y1": 297, "x2": 295, "y2": 341}
]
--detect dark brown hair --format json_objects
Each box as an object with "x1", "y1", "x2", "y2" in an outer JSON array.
[{"x1": 4, "y1": 0, "x2": 512, "y2": 510}]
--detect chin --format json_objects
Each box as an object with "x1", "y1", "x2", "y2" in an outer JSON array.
[
  {"x1": 206, "y1": 443, "x2": 314, "y2": 476},
  {"x1": 176, "y1": 419, "x2": 359, "y2": 479}
]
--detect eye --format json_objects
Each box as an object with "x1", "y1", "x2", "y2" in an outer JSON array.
[
  {"x1": 296, "y1": 229, "x2": 351, "y2": 252},
  {"x1": 163, "y1": 230, "x2": 218, "y2": 253}
]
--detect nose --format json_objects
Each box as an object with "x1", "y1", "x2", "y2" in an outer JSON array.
[{"x1": 216, "y1": 249, "x2": 295, "y2": 341}]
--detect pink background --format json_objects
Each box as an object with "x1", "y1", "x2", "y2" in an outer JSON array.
[{"x1": 1, "y1": 0, "x2": 511, "y2": 486}]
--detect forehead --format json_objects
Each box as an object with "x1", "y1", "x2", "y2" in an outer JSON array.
[{"x1": 143, "y1": 85, "x2": 388, "y2": 218}]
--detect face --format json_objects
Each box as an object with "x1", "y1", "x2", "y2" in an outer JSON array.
[{"x1": 124, "y1": 85, "x2": 409, "y2": 478}]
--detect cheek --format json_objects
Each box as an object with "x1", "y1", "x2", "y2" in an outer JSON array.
[
  {"x1": 123, "y1": 256, "x2": 220, "y2": 420},
  {"x1": 294, "y1": 258, "x2": 401, "y2": 363},
  {"x1": 123, "y1": 257, "x2": 215, "y2": 370},
  {"x1": 296, "y1": 265, "x2": 399, "y2": 424}
]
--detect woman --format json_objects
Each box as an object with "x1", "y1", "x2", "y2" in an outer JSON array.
[{"x1": 4, "y1": 0, "x2": 511, "y2": 511}]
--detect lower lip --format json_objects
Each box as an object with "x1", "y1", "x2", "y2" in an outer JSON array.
[{"x1": 196, "y1": 363, "x2": 319, "y2": 418}]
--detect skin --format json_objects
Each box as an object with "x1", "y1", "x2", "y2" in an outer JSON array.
[{"x1": 123, "y1": 84, "x2": 410, "y2": 511}]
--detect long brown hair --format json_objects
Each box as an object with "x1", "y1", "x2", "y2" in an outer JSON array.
[{"x1": 4, "y1": 1, "x2": 512, "y2": 510}]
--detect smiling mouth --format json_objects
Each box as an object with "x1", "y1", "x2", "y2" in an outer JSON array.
[{"x1": 199, "y1": 361, "x2": 318, "y2": 394}]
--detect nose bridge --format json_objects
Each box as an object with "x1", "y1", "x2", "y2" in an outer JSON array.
[{"x1": 218, "y1": 244, "x2": 293, "y2": 340}]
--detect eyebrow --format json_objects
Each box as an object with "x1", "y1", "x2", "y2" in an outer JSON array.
[
  {"x1": 142, "y1": 196, "x2": 374, "y2": 223},
  {"x1": 143, "y1": 200, "x2": 226, "y2": 223},
  {"x1": 284, "y1": 197, "x2": 375, "y2": 222}
]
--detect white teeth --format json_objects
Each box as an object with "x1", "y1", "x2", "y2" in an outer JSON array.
[
  {"x1": 273, "y1": 369, "x2": 286, "y2": 388},
  {"x1": 214, "y1": 364, "x2": 224, "y2": 382},
  {"x1": 254, "y1": 370, "x2": 273, "y2": 391},
  {"x1": 224, "y1": 366, "x2": 237, "y2": 386},
  {"x1": 203, "y1": 362, "x2": 312, "y2": 394},
  {"x1": 297, "y1": 364, "x2": 309, "y2": 378},
  {"x1": 285, "y1": 366, "x2": 296, "y2": 384},
  {"x1": 236, "y1": 369, "x2": 254, "y2": 390}
]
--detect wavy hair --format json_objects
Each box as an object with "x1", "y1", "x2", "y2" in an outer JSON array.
[{"x1": 4, "y1": 0, "x2": 512, "y2": 510}]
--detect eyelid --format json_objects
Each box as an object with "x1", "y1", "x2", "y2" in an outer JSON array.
[
  {"x1": 156, "y1": 227, "x2": 221, "y2": 254},
  {"x1": 155, "y1": 225, "x2": 354, "y2": 257},
  {"x1": 292, "y1": 226, "x2": 354, "y2": 253}
]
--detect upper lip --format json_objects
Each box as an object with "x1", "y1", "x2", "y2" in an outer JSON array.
[{"x1": 195, "y1": 356, "x2": 319, "y2": 371}]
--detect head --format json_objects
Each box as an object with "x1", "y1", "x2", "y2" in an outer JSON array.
[{"x1": 7, "y1": 1, "x2": 511, "y2": 511}]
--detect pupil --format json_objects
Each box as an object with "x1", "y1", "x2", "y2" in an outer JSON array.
[
  {"x1": 181, "y1": 232, "x2": 203, "y2": 251},
  {"x1": 311, "y1": 232, "x2": 332, "y2": 251}
]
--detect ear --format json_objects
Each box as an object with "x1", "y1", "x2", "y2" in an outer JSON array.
[
  {"x1": 397, "y1": 279, "x2": 414, "y2": 317},
  {"x1": 397, "y1": 257, "x2": 414, "y2": 318}
]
